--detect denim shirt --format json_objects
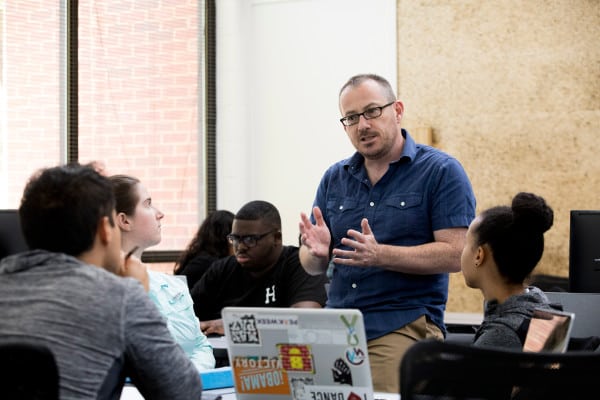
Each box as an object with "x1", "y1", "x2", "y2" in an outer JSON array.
[
  {"x1": 148, "y1": 270, "x2": 215, "y2": 370},
  {"x1": 313, "y1": 129, "x2": 476, "y2": 339}
]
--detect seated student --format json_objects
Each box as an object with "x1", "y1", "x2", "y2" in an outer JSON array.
[
  {"x1": 109, "y1": 174, "x2": 215, "y2": 371},
  {"x1": 191, "y1": 200, "x2": 329, "y2": 336},
  {"x1": 0, "y1": 164, "x2": 202, "y2": 399},
  {"x1": 174, "y1": 209, "x2": 235, "y2": 290},
  {"x1": 461, "y1": 192, "x2": 555, "y2": 348}
]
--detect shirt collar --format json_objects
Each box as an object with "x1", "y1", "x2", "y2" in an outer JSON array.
[{"x1": 343, "y1": 128, "x2": 416, "y2": 172}]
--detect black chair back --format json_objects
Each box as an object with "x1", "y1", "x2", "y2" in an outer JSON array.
[
  {"x1": 0, "y1": 340, "x2": 59, "y2": 399},
  {"x1": 0, "y1": 209, "x2": 29, "y2": 260},
  {"x1": 400, "y1": 339, "x2": 600, "y2": 400}
]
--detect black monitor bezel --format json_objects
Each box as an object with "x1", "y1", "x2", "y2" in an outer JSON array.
[{"x1": 569, "y1": 210, "x2": 600, "y2": 293}]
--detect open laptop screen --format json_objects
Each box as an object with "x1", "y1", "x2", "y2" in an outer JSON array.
[
  {"x1": 222, "y1": 307, "x2": 375, "y2": 400},
  {"x1": 523, "y1": 308, "x2": 575, "y2": 353}
]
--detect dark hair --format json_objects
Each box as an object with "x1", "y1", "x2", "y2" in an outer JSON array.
[
  {"x1": 339, "y1": 73, "x2": 397, "y2": 102},
  {"x1": 19, "y1": 163, "x2": 115, "y2": 256},
  {"x1": 174, "y1": 210, "x2": 234, "y2": 272},
  {"x1": 108, "y1": 175, "x2": 140, "y2": 216},
  {"x1": 235, "y1": 200, "x2": 281, "y2": 230},
  {"x1": 474, "y1": 192, "x2": 554, "y2": 284}
]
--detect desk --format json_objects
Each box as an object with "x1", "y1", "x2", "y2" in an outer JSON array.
[
  {"x1": 444, "y1": 312, "x2": 482, "y2": 343},
  {"x1": 120, "y1": 385, "x2": 236, "y2": 399},
  {"x1": 120, "y1": 386, "x2": 399, "y2": 400},
  {"x1": 444, "y1": 312, "x2": 483, "y2": 326}
]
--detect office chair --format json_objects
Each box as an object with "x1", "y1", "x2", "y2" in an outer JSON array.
[
  {"x1": 0, "y1": 209, "x2": 29, "y2": 260},
  {"x1": 400, "y1": 339, "x2": 600, "y2": 400},
  {"x1": 0, "y1": 340, "x2": 60, "y2": 399}
]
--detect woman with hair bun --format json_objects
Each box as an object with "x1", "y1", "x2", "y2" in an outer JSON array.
[{"x1": 461, "y1": 192, "x2": 555, "y2": 348}]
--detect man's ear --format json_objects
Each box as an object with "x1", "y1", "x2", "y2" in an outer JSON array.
[
  {"x1": 394, "y1": 100, "x2": 404, "y2": 123},
  {"x1": 273, "y1": 230, "x2": 283, "y2": 244},
  {"x1": 116, "y1": 212, "x2": 132, "y2": 232}
]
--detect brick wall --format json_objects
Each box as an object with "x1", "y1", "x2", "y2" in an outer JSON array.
[
  {"x1": 3, "y1": 1, "x2": 202, "y2": 252},
  {"x1": 3, "y1": 1, "x2": 62, "y2": 205}
]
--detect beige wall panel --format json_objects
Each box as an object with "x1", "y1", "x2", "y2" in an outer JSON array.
[{"x1": 397, "y1": 0, "x2": 600, "y2": 312}]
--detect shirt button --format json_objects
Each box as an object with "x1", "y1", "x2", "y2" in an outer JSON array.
[
  {"x1": 369, "y1": 202, "x2": 374, "y2": 207},
  {"x1": 339, "y1": 205, "x2": 344, "y2": 210},
  {"x1": 400, "y1": 201, "x2": 406, "y2": 207},
  {"x1": 352, "y1": 283, "x2": 357, "y2": 289}
]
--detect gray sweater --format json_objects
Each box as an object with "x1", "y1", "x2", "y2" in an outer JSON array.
[
  {"x1": 0, "y1": 250, "x2": 202, "y2": 399},
  {"x1": 473, "y1": 286, "x2": 552, "y2": 349}
]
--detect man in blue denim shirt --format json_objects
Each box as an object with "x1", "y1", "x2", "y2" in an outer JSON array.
[{"x1": 299, "y1": 73, "x2": 476, "y2": 393}]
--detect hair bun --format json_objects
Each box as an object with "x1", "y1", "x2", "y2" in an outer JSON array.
[{"x1": 511, "y1": 192, "x2": 554, "y2": 233}]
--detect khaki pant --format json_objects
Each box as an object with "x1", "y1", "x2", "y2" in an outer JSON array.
[{"x1": 368, "y1": 315, "x2": 443, "y2": 393}]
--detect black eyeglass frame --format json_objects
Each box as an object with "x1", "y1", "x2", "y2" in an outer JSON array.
[
  {"x1": 339, "y1": 101, "x2": 396, "y2": 127},
  {"x1": 227, "y1": 230, "x2": 278, "y2": 248}
]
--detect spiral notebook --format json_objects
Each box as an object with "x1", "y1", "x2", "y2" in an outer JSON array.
[{"x1": 222, "y1": 307, "x2": 376, "y2": 400}]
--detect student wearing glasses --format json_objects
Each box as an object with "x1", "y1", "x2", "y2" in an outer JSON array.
[
  {"x1": 191, "y1": 200, "x2": 328, "y2": 336},
  {"x1": 298, "y1": 73, "x2": 476, "y2": 393}
]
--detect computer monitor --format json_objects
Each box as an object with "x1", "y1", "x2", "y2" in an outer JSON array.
[
  {"x1": 569, "y1": 210, "x2": 600, "y2": 293},
  {"x1": 0, "y1": 209, "x2": 29, "y2": 260}
]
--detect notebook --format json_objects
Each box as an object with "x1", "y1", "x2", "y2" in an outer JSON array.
[
  {"x1": 523, "y1": 307, "x2": 575, "y2": 353},
  {"x1": 222, "y1": 307, "x2": 375, "y2": 400}
]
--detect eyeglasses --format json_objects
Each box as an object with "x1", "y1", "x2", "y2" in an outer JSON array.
[
  {"x1": 227, "y1": 230, "x2": 277, "y2": 248},
  {"x1": 339, "y1": 101, "x2": 396, "y2": 127}
]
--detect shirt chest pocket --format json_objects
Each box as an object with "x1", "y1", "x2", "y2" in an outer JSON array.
[
  {"x1": 383, "y1": 193, "x2": 422, "y2": 210},
  {"x1": 326, "y1": 199, "x2": 362, "y2": 242},
  {"x1": 157, "y1": 284, "x2": 189, "y2": 315},
  {"x1": 381, "y1": 193, "x2": 429, "y2": 239}
]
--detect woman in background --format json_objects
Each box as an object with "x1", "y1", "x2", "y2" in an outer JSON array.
[
  {"x1": 109, "y1": 174, "x2": 215, "y2": 370},
  {"x1": 461, "y1": 192, "x2": 555, "y2": 349},
  {"x1": 174, "y1": 209, "x2": 234, "y2": 290}
]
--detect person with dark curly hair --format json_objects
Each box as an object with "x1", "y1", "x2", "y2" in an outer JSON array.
[
  {"x1": 0, "y1": 164, "x2": 202, "y2": 399},
  {"x1": 174, "y1": 210, "x2": 234, "y2": 290},
  {"x1": 461, "y1": 192, "x2": 555, "y2": 348}
]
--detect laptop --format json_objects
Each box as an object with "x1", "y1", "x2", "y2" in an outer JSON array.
[
  {"x1": 523, "y1": 307, "x2": 575, "y2": 353},
  {"x1": 222, "y1": 307, "x2": 375, "y2": 400}
]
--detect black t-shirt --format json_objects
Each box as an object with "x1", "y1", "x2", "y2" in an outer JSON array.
[{"x1": 191, "y1": 246, "x2": 328, "y2": 321}]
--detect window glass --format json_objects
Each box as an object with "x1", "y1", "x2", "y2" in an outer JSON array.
[
  {"x1": 78, "y1": 0, "x2": 204, "y2": 251},
  {"x1": 1, "y1": 1, "x2": 62, "y2": 208}
]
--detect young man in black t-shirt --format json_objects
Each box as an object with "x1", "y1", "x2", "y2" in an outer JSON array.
[{"x1": 191, "y1": 200, "x2": 328, "y2": 336}]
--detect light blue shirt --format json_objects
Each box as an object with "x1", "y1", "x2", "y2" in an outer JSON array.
[{"x1": 148, "y1": 269, "x2": 215, "y2": 370}]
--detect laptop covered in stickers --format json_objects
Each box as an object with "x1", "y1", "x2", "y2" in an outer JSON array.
[{"x1": 222, "y1": 307, "x2": 375, "y2": 400}]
